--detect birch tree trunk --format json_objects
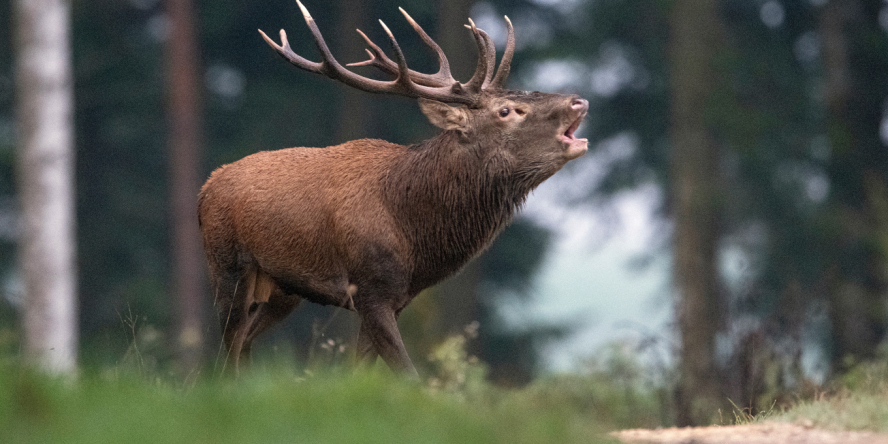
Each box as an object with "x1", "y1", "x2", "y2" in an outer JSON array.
[{"x1": 14, "y1": 0, "x2": 78, "y2": 374}]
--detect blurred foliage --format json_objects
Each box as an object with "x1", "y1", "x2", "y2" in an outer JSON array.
[
  {"x1": 426, "y1": 322, "x2": 489, "y2": 397},
  {"x1": 520, "y1": 342, "x2": 674, "y2": 430},
  {"x1": 837, "y1": 342, "x2": 888, "y2": 393},
  {"x1": 525, "y1": 0, "x2": 888, "y2": 412}
]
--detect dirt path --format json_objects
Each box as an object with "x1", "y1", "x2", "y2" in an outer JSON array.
[{"x1": 613, "y1": 421, "x2": 888, "y2": 444}]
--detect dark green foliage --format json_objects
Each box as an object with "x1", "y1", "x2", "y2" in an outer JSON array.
[{"x1": 482, "y1": 218, "x2": 551, "y2": 292}]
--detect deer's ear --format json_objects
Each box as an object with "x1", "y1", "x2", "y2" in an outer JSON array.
[{"x1": 419, "y1": 98, "x2": 469, "y2": 132}]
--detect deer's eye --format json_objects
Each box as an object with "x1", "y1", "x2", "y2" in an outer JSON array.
[{"x1": 499, "y1": 107, "x2": 510, "y2": 118}]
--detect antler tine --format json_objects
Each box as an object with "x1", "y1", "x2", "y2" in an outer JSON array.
[
  {"x1": 489, "y1": 16, "x2": 515, "y2": 89},
  {"x1": 378, "y1": 19, "x2": 414, "y2": 89},
  {"x1": 347, "y1": 10, "x2": 458, "y2": 88},
  {"x1": 260, "y1": 0, "x2": 478, "y2": 105},
  {"x1": 293, "y1": 0, "x2": 352, "y2": 78},
  {"x1": 258, "y1": 28, "x2": 324, "y2": 73},
  {"x1": 398, "y1": 8, "x2": 456, "y2": 85},
  {"x1": 347, "y1": 29, "x2": 454, "y2": 88},
  {"x1": 260, "y1": 1, "x2": 394, "y2": 94},
  {"x1": 376, "y1": 18, "x2": 479, "y2": 103},
  {"x1": 467, "y1": 26, "x2": 497, "y2": 89},
  {"x1": 462, "y1": 19, "x2": 491, "y2": 93},
  {"x1": 346, "y1": 29, "x2": 397, "y2": 75}
]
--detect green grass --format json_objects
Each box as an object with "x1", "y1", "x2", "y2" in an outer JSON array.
[
  {"x1": 0, "y1": 365, "x2": 618, "y2": 444},
  {"x1": 770, "y1": 360, "x2": 888, "y2": 433},
  {"x1": 13, "y1": 331, "x2": 888, "y2": 444},
  {"x1": 775, "y1": 390, "x2": 888, "y2": 432},
  {"x1": 0, "y1": 325, "x2": 668, "y2": 444},
  {"x1": 8, "y1": 341, "x2": 888, "y2": 443}
]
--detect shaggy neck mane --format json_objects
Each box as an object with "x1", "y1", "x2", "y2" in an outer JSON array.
[{"x1": 384, "y1": 131, "x2": 539, "y2": 292}]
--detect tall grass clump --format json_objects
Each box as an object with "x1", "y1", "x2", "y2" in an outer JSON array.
[{"x1": 773, "y1": 354, "x2": 888, "y2": 433}]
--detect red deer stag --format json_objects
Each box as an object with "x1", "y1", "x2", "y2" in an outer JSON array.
[{"x1": 199, "y1": 0, "x2": 588, "y2": 376}]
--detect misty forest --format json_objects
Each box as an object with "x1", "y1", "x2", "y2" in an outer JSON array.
[{"x1": 3, "y1": 0, "x2": 888, "y2": 435}]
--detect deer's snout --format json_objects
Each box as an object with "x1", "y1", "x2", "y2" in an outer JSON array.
[{"x1": 571, "y1": 98, "x2": 589, "y2": 112}]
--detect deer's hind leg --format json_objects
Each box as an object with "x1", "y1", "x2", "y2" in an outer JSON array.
[
  {"x1": 218, "y1": 265, "x2": 300, "y2": 374},
  {"x1": 236, "y1": 289, "x2": 301, "y2": 363}
]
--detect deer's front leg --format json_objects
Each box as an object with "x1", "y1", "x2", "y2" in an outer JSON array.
[
  {"x1": 357, "y1": 304, "x2": 418, "y2": 378},
  {"x1": 355, "y1": 322, "x2": 379, "y2": 367}
]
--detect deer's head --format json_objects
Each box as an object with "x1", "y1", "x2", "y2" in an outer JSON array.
[{"x1": 259, "y1": 0, "x2": 588, "y2": 169}]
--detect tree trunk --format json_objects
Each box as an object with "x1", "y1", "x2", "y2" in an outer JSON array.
[
  {"x1": 14, "y1": 0, "x2": 78, "y2": 375},
  {"x1": 334, "y1": 0, "x2": 370, "y2": 142},
  {"x1": 669, "y1": 0, "x2": 725, "y2": 426},
  {"x1": 164, "y1": 0, "x2": 206, "y2": 375},
  {"x1": 818, "y1": 0, "x2": 888, "y2": 371},
  {"x1": 438, "y1": 0, "x2": 475, "y2": 81}
]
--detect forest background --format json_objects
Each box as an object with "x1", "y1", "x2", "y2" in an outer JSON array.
[{"x1": 2, "y1": 0, "x2": 888, "y2": 426}]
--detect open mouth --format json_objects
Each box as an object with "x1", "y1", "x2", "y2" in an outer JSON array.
[
  {"x1": 560, "y1": 111, "x2": 589, "y2": 160},
  {"x1": 560, "y1": 113, "x2": 587, "y2": 144}
]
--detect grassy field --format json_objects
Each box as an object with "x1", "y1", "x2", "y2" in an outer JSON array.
[
  {"x1": 0, "y1": 323, "x2": 671, "y2": 444},
  {"x1": 0, "y1": 365, "x2": 624, "y2": 444},
  {"x1": 4, "y1": 329, "x2": 887, "y2": 444}
]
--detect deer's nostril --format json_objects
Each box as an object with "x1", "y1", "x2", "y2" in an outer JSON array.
[{"x1": 571, "y1": 98, "x2": 588, "y2": 110}]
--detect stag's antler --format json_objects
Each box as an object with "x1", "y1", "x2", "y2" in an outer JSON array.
[{"x1": 258, "y1": 0, "x2": 515, "y2": 105}]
